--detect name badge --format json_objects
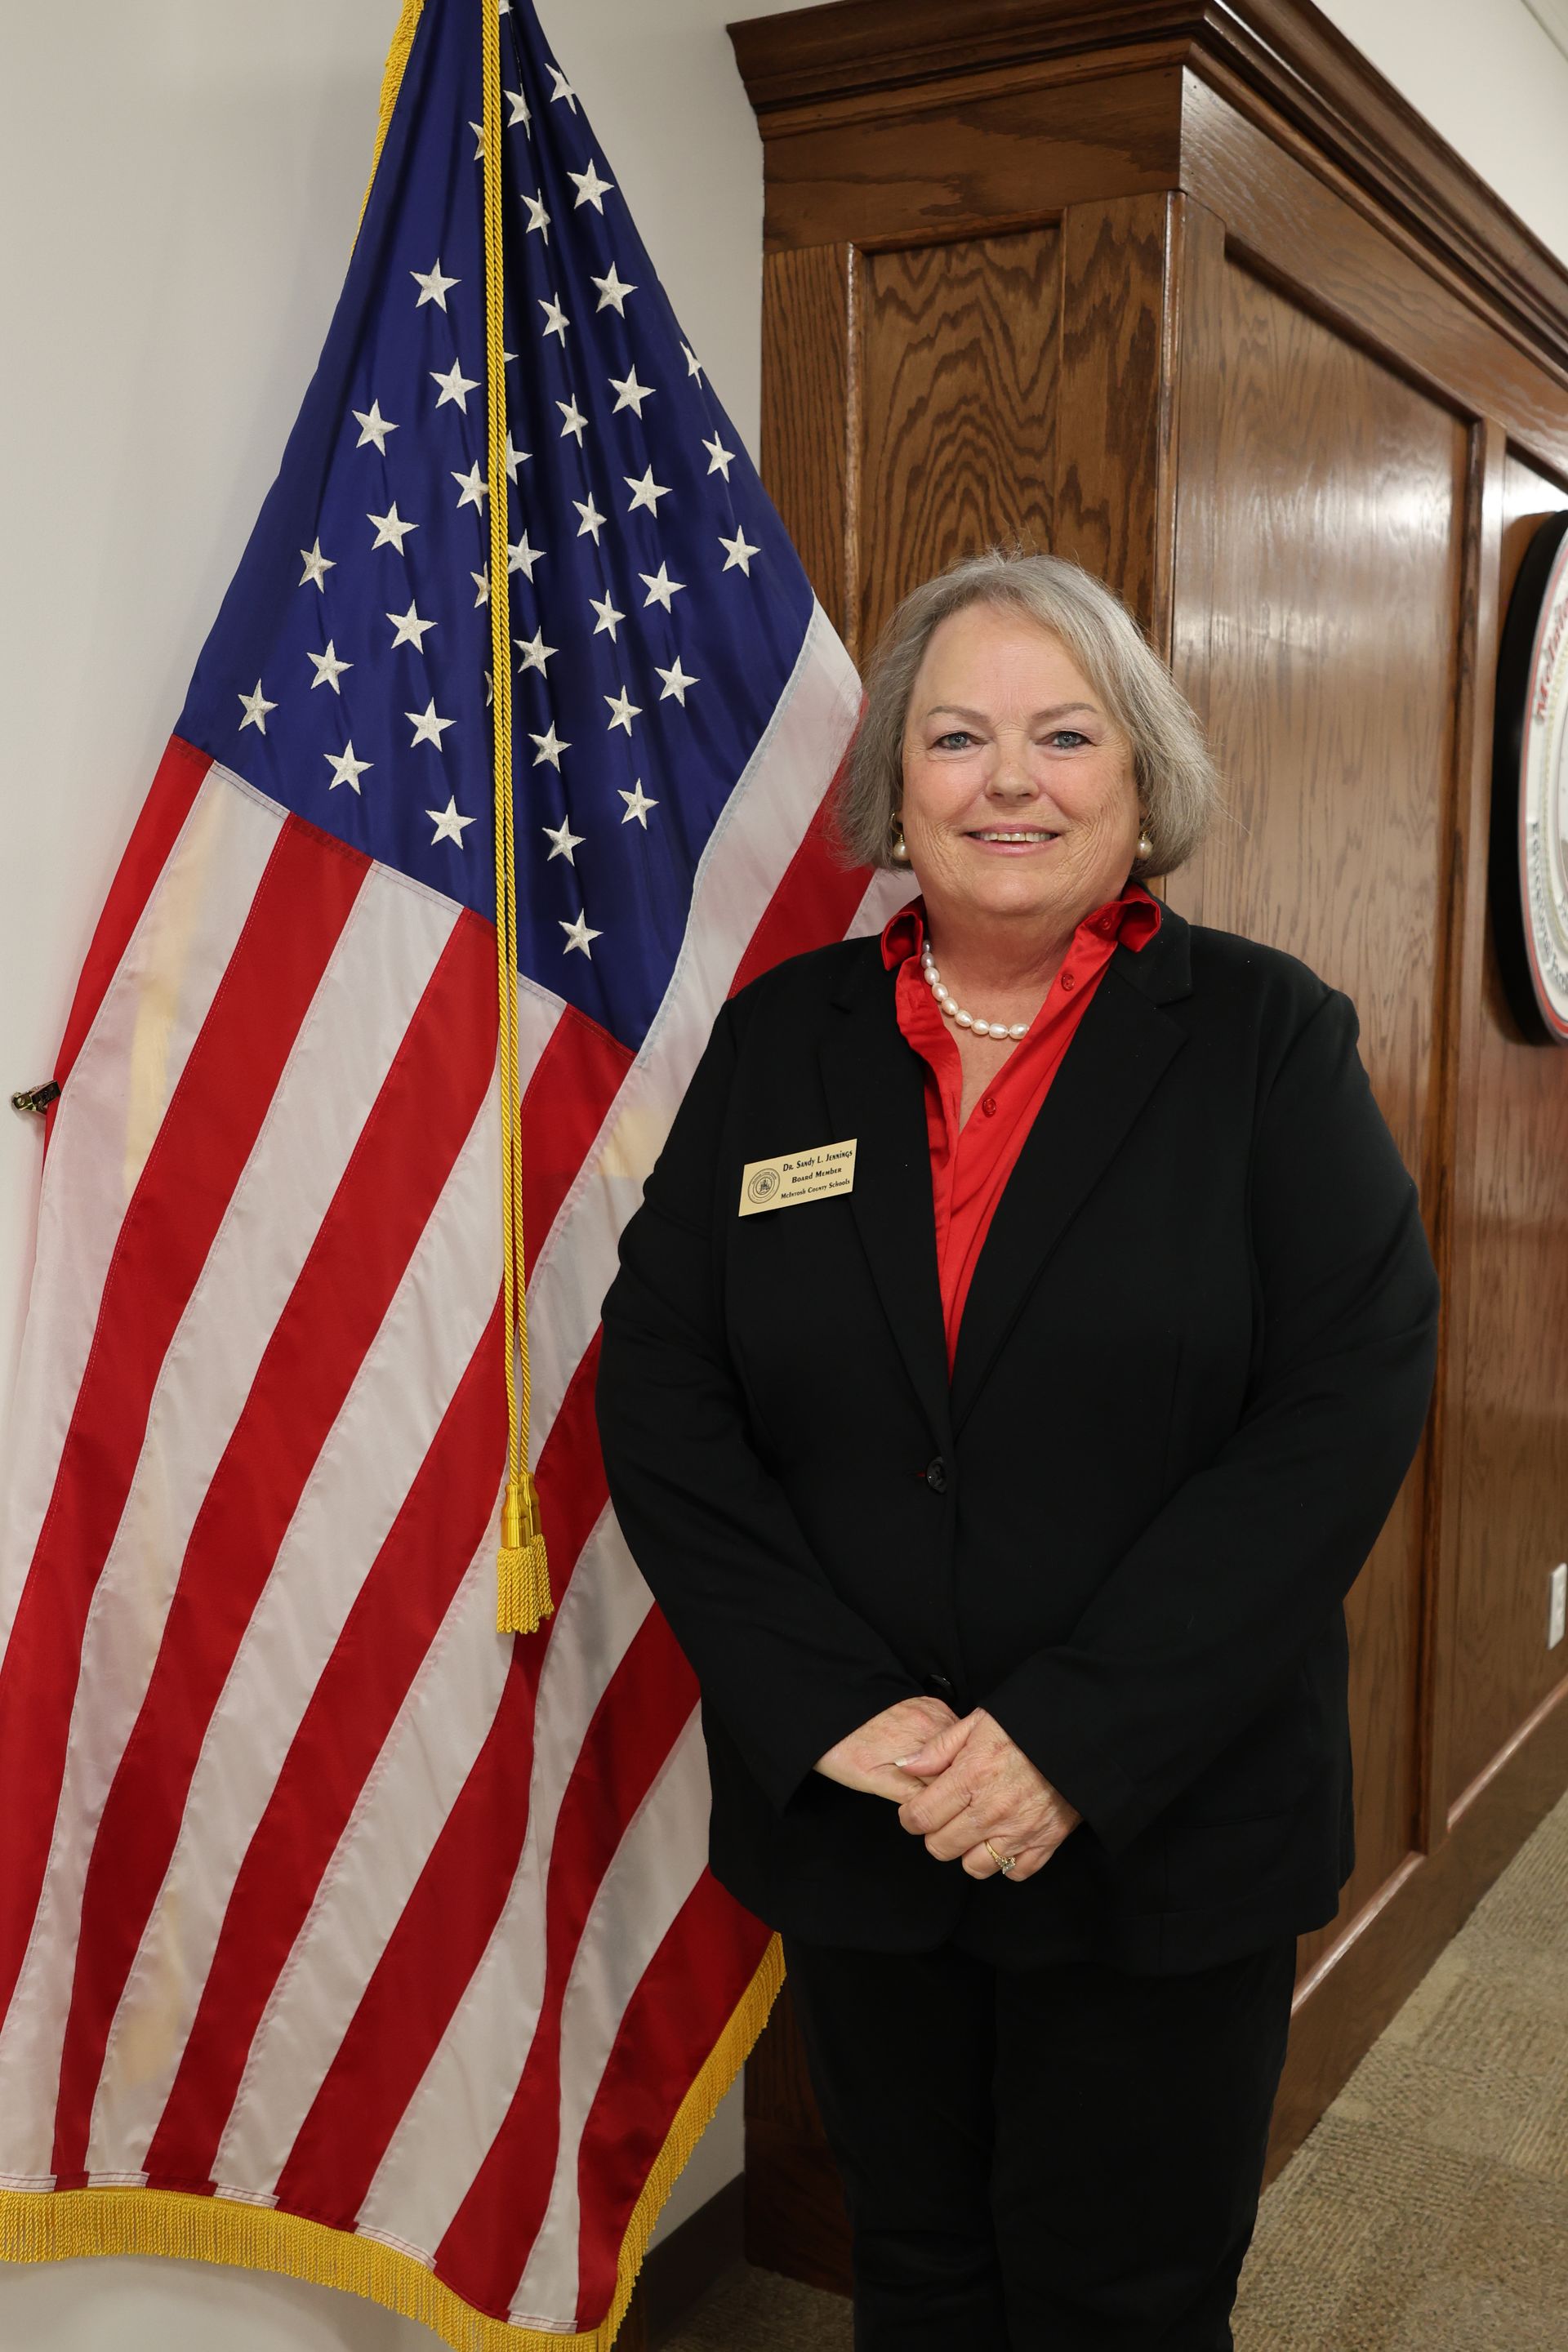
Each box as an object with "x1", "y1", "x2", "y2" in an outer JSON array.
[{"x1": 738, "y1": 1139, "x2": 858, "y2": 1216}]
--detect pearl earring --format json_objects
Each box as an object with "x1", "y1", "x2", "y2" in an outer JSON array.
[
  {"x1": 889, "y1": 822, "x2": 911, "y2": 866},
  {"x1": 1137, "y1": 826, "x2": 1153, "y2": 860}
]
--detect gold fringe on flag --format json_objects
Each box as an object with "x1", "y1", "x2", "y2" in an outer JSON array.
[
  {"x1": 480, "y1": 0, "x2": 551, "y2": 1634},
  {"x1": 0, "y1": 1926, "x2": 785, "y2": 2352}
]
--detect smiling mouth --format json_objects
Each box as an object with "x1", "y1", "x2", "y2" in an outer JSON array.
[{"x1": 966, "y1": 828, "x2": 1060, "y2": 844}]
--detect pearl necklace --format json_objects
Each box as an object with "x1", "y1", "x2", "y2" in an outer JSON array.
[{"x1": 920, "y1": 943, "x2": 1029, "y2": 1040}]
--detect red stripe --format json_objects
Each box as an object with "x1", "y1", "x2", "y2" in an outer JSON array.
[
  {"x1": 0, "y1": 815, "x2": 368, "y2": 2031},
  {"x1": 573, "y1": 1874, "x2": 771, "y2": 2331},
  {"x1": 519, "y1": 1007, "x2": 633, "y2": 1260},
  {"x1": 49, "y1": 906, "x2": 499, "y2": 2179},
  {"x1": 432, "y1": 1612, "x2": 697, "y2": 2314},
  {"x1": 728, "y1": 780, "x2": 874, "y2": 1000},
  {"x1": 270, "y1": 1639, "x2": 540, "y2": 2229},
  {"x1": 52, "y1": 736, "x2": 213, "y2": 1096},
  {"x1": 142, "y1": 1294, "x2": 509, "y2": 2189}
]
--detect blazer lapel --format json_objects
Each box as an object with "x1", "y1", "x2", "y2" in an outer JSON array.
[
  {"x1": 949, "y1": 908, "x2": 1193, "y2": 1433},
  {"x1": 819, "y1": 949, "x2": 955, "y2": 1450}
]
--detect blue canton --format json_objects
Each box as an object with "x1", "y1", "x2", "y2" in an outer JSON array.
[{"x1": 178, "y1": 0, "x2": 814, "y2": 1053}]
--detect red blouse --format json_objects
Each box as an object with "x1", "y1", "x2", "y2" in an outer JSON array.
[{"x1": 882, "y1": 879, "x2": 1163, "y2": 1368}]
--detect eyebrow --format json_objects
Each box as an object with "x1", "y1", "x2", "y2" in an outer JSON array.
[{"x1": 922, "y1": 701, "x2": 1099, "y2": 724}]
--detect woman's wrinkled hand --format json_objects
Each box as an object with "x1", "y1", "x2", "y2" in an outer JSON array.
[
  {"x1": 813, "y1": 1694, "x2": 961, "y2": 1802},
  {"x1": 893, "y1": 1707, "x2": 1082, "y2": 1882}
]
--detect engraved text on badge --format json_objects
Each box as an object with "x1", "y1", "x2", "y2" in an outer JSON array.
[{"x1": 737, "y1": 1139, "x2": 858, "y2": 1217}]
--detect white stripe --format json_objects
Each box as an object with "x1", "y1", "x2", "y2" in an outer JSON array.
[
  {"x1": 508, "y1": 1713, "x2": 710, "y2": 2328},
  {"x1": 84, "y1": 1078, "x2": 506, "y2": 2176},
  {"x1": 355, "y1": 1505, "x2": 655, "y2": 2252},
  {"x1": 212, "y1": 1526, "x2": 514, "y2": 2195},
  {"x1": 524, "y1": 604, "x2": 861, "y2": 1460},
  {"x1": 0, "y1": 759, "x2": 272, "y2": 1646},
  {"x1": 0, "y1": 852, "x2": 459, "y2": 2178}
]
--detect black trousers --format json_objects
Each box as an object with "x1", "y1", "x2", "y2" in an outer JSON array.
[{"x1": 780, "y1": 1930, "x2": 1298, "y2": 2352}]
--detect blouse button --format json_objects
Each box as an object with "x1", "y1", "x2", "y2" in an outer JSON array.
[
  {"x1": 981, "y1": 1094, "x2": 997, "y2": 1117},
  {"x1": 1060, "y1": 971, "x2": 1076, "y2": 991}
]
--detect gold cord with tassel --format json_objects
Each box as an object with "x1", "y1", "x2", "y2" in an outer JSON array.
[{"x1": 482, "y1": 0, "x2": 550, "y2": 1633}]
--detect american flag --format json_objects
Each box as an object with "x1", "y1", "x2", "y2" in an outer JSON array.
[{"x1": 0, "y1": 0, "x2": 901, "y2": 2340}]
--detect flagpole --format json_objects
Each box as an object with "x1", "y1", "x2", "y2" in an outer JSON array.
[{"x1": 482, "y1": 0, "x2": 552, "y2": 1634}]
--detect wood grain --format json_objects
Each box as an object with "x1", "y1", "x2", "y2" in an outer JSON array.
[
  {"x1": 730, "y1": 0, "x2": 1568, "y2": 381},
  {"x1": 857, "y1": 228, "x2": 1062, "y2": 647},
  {"x1": 1445, "y1": 452, "x2": 1568, "y2": 1807},
  {"x1": 1055, "y1": 193, "x2": 1173, "y2": 626},
  {"x1": 1166, "y1": 254, "x2": 1466, "y2": 1962},
  {"x1": 761, "y1": 244, "x2": 856, "y2": 632}
]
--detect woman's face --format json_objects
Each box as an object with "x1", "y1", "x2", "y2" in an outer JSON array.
[{"x1": 898, "y1": 603, "x2": 1142, "y2": 941}]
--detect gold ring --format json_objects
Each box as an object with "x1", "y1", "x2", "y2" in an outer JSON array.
[{"x1": 983, "y1": 1838, "x2": 1018, "y2": 1875}]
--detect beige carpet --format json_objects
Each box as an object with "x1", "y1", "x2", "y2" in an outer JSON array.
[{"x1": 660, "y1": 1785, "x2": 1568, "y2": 2350}]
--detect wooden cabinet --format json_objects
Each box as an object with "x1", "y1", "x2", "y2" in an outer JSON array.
[{"x1": 730, "y1": 0, "x2": 1568, "y2": 2278}]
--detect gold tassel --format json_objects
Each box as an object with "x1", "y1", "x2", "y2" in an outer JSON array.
[{"x1": 496, "y1": 1472, "x2": 553, "y2": 1634}]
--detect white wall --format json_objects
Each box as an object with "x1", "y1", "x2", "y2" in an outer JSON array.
[{"x1": 2, "y1": 3, "x2": 1566, "y2": 2345}]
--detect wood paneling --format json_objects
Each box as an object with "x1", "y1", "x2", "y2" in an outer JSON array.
[
  {"x1": 735, "y1": 0, "x2": 1568, "y2": 2303},
  {"x1": 1166, "y1": 252, "x2": 1467, "y2": 1956},
  {"x1": 1446, "y1": 452, "x2": 1568, "y2": 1809},
  {"x1": 857, "y1": 228, "x2": 1061, "y2": 648}
]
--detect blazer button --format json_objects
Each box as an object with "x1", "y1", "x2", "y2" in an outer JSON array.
[
  {"x1": 924, "y1": 1456, "x2": 948, "y2": 1493},
  {"x1": 924, "y1": 1673, "x2": 955, "y2": 1700}
]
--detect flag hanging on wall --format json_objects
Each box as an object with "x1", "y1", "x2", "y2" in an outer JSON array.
[{"x1": 0, "y1": 2, "x2": 898, "y2": 2344}]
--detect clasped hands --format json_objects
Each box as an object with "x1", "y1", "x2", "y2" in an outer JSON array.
[{"x1": 813, "y1": 1695, "x2": 1081, "y2": 1884}]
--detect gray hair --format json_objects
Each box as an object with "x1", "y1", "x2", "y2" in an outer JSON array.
[{"x1": 834, "y1": 548, "x2": 1221, "y2": 878}]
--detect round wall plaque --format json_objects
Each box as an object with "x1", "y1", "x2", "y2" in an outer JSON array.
[{"x1": 1492, "y1": 508, "x2": 1568, "y2": 1044}]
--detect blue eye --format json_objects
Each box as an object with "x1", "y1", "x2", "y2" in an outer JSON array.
[
  {"x1": 934, "y1": 730, "x2": 974, "y2": 751},
  {"x1": 1049, "y1": 729, "x2": 1089, "y2": 749}
]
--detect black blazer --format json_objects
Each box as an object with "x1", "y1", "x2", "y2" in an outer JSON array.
[{"x1": 595, "y1": 904, "x2": 1440, "y2": 1973}]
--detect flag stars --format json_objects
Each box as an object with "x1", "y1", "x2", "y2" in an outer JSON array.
[
  {"x1": 412, "y1": 257, "x2": 459, "y2": 310},
  {"x1": 543, "y1": 815, "x2": 583, "y2": 862},
  {"x1": 573, "y1": 493, "x2": 606, "y2": 541},
  {"x1": 656, "y1": 656, "x2": 698, "y2": 706},
  {"x1": 560, "y1": 911, "x2": 601, "y2": 957},
  {"x1": 539, "y1": 293, "x2": 570, "y2": 342},
  {"x1": 604, "y1": 686, "x2": 640, "y2": 735},
  {"x1": 515, "y1": 628, "x2": 555, "y2": 673},
  {"x1": 298, "y1": 538, "x2": 334, "y2": 590},
  {"x1": 620, "y1": 780, "x2": 657, "y2": 827},
  {"x1": 470, "y1": 120, "x2": 487, "y2": 159},
  {"x1": 325, "y1": 742, "x2": 372, "y2": 794},
  {"x1": 238, "y1": 680, "x2": 275, "y2": 735},
  {"x1": 506, "y1": 88, "x2": 532, "y2": 131},
  {"x1": 504, "y1": 432, "x2": 530, "y2": 480},
  {"x1": 407, "y1": 698, "x2": 456, "y2": 749},
  {"x1": 509, "y1": 533, "x2": 543, "y2": 579},
  {"x1": 568, "y1": 159, "x2": 614, "y2": 212},
  {"x1": 388, "y1": 599, "x2": 437, "y2": 650},
  {"x1": 531, "y1": 723, "x2": 570, "y2": 768},
  {"x1": 592, "y1": 264, "x2": 635, "y2": 314},
  {"x1": 472, "y1": 564, "x2": 491, "y2": 606},
  {"x1": 368, "y1": 502, "x2": 418, "y2": 553},
  {"x1": 523, "y1": 193, "x2": 550, "y2": 241},
  {"x1": 719, "y1": 527, "x2": 760, "y2": 574},
  {"x1": 307, "y1": 640, "x2": 352, "y2": 693},
  {"x1": 639, "y1": 564, "x2": 683, "y2": 611},
  {"x1": 626, "y1": 466, "x2": 670, "y2": 515},
  {"x1": 681, "y1": 342, "x2": 703, "y2": 381},
  {"x1": 702, "y1": 432, "x2": 735, "y2": 479},
  {"x1": 428, "y1": 796, "x2": 475, "y2": 846},
  {"x1": 452, "y1": 461, "x2": 488, "y2": 511},
  {"x1": 609, "y1": 367, "x2": 652, "y2": 417},
  {"x1": 547, "y1": 64, "x2": 578, "y2": 109},
  {"x1": 590, "y1": 592, "x2": 624, "y2": 640},
  {"x1": 430, "y1": 357, "x2": 479, "y2": 412},
  {"x1": 353, "y1": 400, "x2": 398, "y2": 452},
  {"x1": 557, "y1": 396, "x2": 588, "y2": 444}
]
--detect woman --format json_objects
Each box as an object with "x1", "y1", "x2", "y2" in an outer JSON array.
[{"x1": 595, "y1": 550, "x2": 1439, "y2": 2350}]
